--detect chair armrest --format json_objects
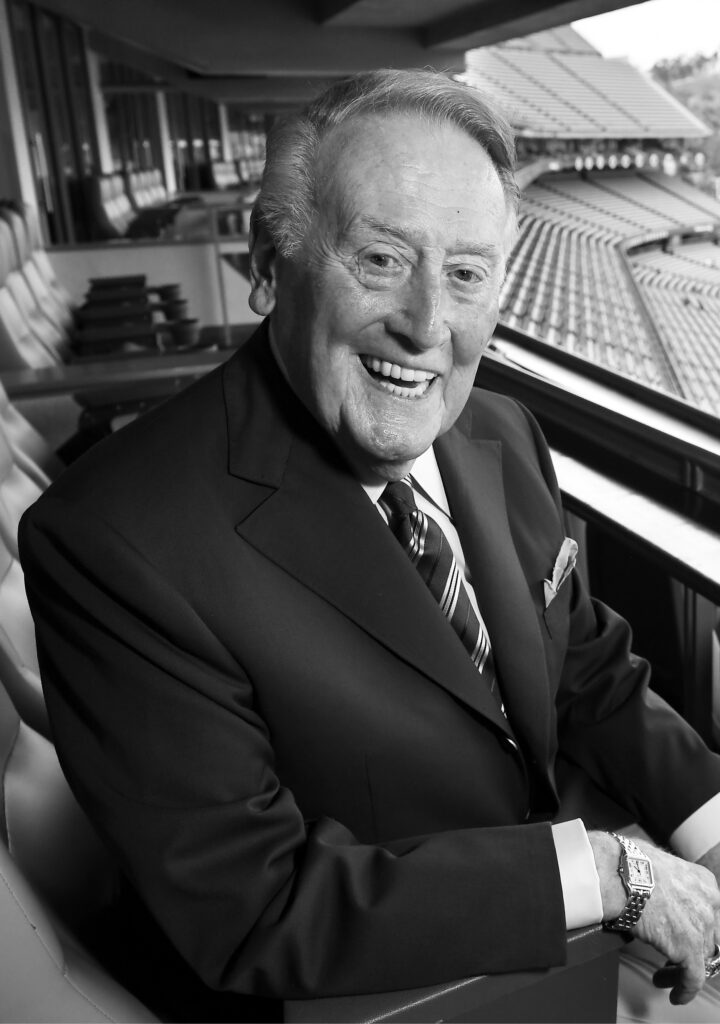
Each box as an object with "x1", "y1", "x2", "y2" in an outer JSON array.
[
  {"x1": 87, "y1": 275, "x2": 148, "y2": 290},
  {"x1": 69, "y1": 322, "x2": 163, "y2": 353},
  {"x1": 74, "y1": 299, "x2": 187, "y2": 325},
  {"x1": 283, "y1": 925, "x2": 627, "y2": 1024},
  {"x1": 69, "y1": 319, "x2": 206, "y2": 359}
]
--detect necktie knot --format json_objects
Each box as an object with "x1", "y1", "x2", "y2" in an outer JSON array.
[{"x1": 379, "y1": 479, "x2": 417, "y2": 523}]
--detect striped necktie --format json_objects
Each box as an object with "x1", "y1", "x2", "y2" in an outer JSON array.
[{"x1": 380, "y1": 477, "x2": 504, "y2": 713}]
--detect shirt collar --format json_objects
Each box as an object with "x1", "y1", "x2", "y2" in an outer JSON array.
[{"x1": 361, "y1": 446, "x2": 450, "y2": 516}]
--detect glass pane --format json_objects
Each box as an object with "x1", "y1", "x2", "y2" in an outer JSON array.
[
  {"x1": 35, "y1": 11, "x2": 77, "y2": 182},
  {"x1": 61, "y1": 20, "x2": 97, "y2": 178},
  {"x1": 8, "y1": 1, "x2": 67, "y2": 241}
]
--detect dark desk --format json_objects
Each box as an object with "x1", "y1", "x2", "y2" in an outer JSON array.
[
  {"x1": 1, "y1": 349, "x2": 231, "y2": 404},
  {"x1": 0, "y1": 323, "x2": 262, "y2": 404},
  {"x1": 284, "y1": 926, "x2": 626, "y2": 1023}
]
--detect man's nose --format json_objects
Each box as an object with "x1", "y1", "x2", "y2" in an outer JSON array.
[{"x1": 385, "y1": 274, "x2": 449, "y2": 350}]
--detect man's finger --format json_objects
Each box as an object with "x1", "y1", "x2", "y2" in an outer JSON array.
[
  {"x1": 653, "y1": 958, "x2": 708, "y2": 1005},
  {"x1": 653, "y1": 963, "x2": 682, "y2": 989},
  {"x1": 676, "y1": 963, "x2": 707, "y2": 1004}
]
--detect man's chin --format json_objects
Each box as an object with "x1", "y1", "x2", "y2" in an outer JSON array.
[
  {"x1": 349, "y1": 445, "x2": 430, "y2": 485},
  {"x1": 336, "y1": 416, "x2": 441, "y2": 484}
]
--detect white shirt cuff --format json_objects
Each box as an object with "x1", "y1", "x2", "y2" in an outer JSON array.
[
  {"x1": 670, "y1": 793, "x2": 720, "y2": 862},
  {"x1": 551, "y1": 819, "x2": 604, "y2": 930}
]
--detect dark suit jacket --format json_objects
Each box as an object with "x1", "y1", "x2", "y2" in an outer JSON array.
[{"x1": 19, "y1": 323, "x2": 720, "y2": 1004}]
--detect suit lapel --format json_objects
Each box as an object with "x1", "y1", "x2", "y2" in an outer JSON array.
[
  {"x1": 435, "y1": 420, "x2": 554, "y2": 773},
  {"x1": 223, "y1": 332, "x2": 513, "y2": 737}
]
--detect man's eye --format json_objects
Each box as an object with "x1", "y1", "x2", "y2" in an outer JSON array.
[
  {"x1": 362, "y1": 252, "x2": 401, "y2": 272},
  {"x1": 450, "y1": 267, "x2": 483, "y2": 285}
]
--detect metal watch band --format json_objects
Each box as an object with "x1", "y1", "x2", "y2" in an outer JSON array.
[
  {"x1": 605, "y1": 832, "x2": 654, "y2": 933},
  {"x1": 611, "y1": 833, "x2": 646, "y2": 861},
  {"x1": 609, "y1": 889, "x2": 652, "y2": 931}
]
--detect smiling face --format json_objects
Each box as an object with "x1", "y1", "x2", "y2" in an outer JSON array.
[{"x1": 250, "y1": 112, "x2": 514, "y2": 483}]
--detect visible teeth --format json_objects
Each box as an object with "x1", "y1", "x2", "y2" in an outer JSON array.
[
  {"x1": 362, "y1": 356, "x2": 436, "y2": 384},
  {"x1": 384, "y1": 381, "x2": 430, "y2": 398},
  {"x1": 400, "y1": 366, "x2": 422, "y2": 381}
]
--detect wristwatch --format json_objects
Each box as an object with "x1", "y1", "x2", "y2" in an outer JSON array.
[{"x1": 604, "y1": 832, "x2": 655, "y2": 932}]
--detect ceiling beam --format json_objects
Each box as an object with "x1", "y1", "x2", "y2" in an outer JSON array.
[
  {"x1": 424, "y1": 0, "x2": 649, "y2": 49},
  {"x1": 90, "y1": 32, "x2": 336, "y2": 107},
  {"x1": 88, "y1": 30, "x2": 181, "y2": 83},
  {"x1": 316, "y1": 0, "x2": 364, "y2": 23},
  {"x1": 44, "y1": 0, "x2": 468, "y2": 77},
  {"x1": 179, "y1": 76, "x2": 338, "y2": 107}
]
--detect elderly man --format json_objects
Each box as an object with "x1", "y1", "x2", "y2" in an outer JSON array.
[{"x1": 19, "y1": 70, "x2": 720, "y2": 1022}]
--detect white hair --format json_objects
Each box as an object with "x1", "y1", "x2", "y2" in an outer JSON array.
[{"x1": 252, "y1": 68, "x2": 519, "y2": 258}]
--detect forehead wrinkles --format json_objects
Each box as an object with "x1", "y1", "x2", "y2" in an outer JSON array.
[{"x1": 313, "y1": 116, "x2": 507, "y2": 250}]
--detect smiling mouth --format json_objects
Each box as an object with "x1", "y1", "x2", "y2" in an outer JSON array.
[{"x1": 360, "y1": 356, "x2": 437, "y2": 398}]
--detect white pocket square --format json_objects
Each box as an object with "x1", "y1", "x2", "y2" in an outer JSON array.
[{"x1": 543, "y1": 537, "x2": 578, "y2": 609}]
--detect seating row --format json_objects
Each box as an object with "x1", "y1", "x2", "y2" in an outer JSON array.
[
  {"x1": 500, "y1": 211, "x2": 668, "y2": 391},
  {"x1": 636, "y1": 279, "x2": 720, "y2": 414},
  {"x1": 0, "y1": 200, "x2": 204, "y2": 371},
  {"x1": 205, "y1": 158, "x2": 264, "y2": 191},
  {"x1": 87, "y1": 170, "x2": 187, "y2": 241},
  {"x1": 88, "y1": 164, "x2": 265, "y2": 239},
  {"x1": 205, "y1": 159, "x2": 241, "y2": 190},
  {"x1": 631, "y1": 242, "x2": 720, "y2": 293},
  {"x1": 526, "y1": 172, "x2": 720, "y2": 242},
  {"x1": 0, "y1": 383, "x2": 159, "y2": 1020}
]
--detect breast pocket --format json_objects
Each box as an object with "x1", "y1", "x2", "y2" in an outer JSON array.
[
  {"x1": 540, "y1": 584, "x2": 572, "y2": 692},
  {"x1": 542, "y1": 594, "x2": 566, "y2": 640}
]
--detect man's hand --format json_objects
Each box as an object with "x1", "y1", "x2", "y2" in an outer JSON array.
[{"x1": 589, "y1": 831, "x2": 720, "y2": 1005}]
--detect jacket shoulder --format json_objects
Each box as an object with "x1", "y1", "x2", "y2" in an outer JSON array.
[
  {"x1": 462, "y1": 386, "x2": 561, "y2": 506},
  {"x1": 464, "y1": 387, "x2": 540, "y2": 448}
]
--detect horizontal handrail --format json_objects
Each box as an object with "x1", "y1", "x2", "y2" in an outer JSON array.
[{"x1": 555, "y1": 450, "x2": 720, "y2": 604}]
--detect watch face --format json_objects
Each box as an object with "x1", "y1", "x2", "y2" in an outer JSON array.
[{"x1": 628, "y1": 857, "x2": 653, "y2": 886}]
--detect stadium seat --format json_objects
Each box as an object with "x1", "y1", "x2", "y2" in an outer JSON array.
[
  {"x1": 0, "y1": 204, "x2": 204, "y2": 367},
  {"x1": 0, "y1": 671, "x2": 157, "y2": 1022},
  {"x1": 0, "y1": 531, "x2": 47, "y2": 739},
  {"x1": 207, "y1": 160, "x2": 241, "y2": 190},
  {"x1": 0, "y1": 423, "x2": 44, "y2": 559},
  {"x1": 0, "y1": 219, "x2": 68, "y2": 362},
  {"x1": 0, "y1": 205, "x2": 74, "y2": 334},
  {"x1": 0, "y1": 414, "x2": 57, "y2": 738},
  {"x1": 125, "y1": 170, "x2": 183, "y2": 239},
  {"x1": 0, "y1": 377, "x2": 63, "y2": 484},
  {"x1": 4, "y1": 203, "x2": 163, "y2": 317},
  {"x1": 87, "y1": 173, "x2": 137, "y2": 240}
]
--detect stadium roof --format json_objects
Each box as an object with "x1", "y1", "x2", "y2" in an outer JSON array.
[
  {"x1": 464, "y1": 27, "x2": 711, "y2": 140},
  {"x1": 26, "y1": 0, "x2": 648, "y2": 104}
]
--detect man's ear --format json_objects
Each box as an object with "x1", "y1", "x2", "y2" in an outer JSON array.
[{"x1": 248, "y1": 215, "x2": 278, "y2": 316}]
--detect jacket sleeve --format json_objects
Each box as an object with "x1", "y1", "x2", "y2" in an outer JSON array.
[
  {"x1": 516, "y1": 402, "x2": 720, "y2": 841},
  {"x1": 19, "y1": 495, "x2": 567, "y2": 1000}
]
